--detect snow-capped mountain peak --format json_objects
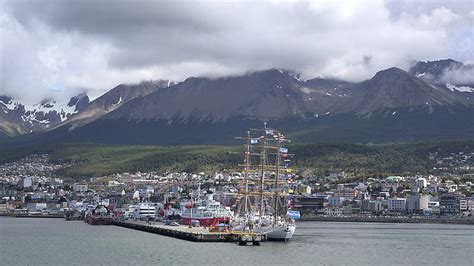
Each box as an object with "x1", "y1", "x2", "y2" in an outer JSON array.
[{"x1": 0, "y1": 93, "x2": 90, "y2": 135}]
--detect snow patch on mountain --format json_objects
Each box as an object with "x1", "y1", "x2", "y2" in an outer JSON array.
[
  {"x1": 15, "y1": 99, "x2": 79, "y2": 122},
  {"x1": 2, "y1": 100, "x2": 17, "y2": 110},
  {"x1": 300, "y1": 87, "x2": 316, "y2": 94},
  {"x1": 446, "y1": 84, "x2": 474, "y2": 93},
  {"x1": 0, "y1": 93, "x2": 90, "y2": 134},
  {"x1": 112, "y1": 97, "x2": 123, "y2": 107}
]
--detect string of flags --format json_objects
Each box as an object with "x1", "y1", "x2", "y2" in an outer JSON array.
[
  {"x1": 247, "y1": 128, "x2": 293, "y2": 172},
  {"x1": 274, "y1": 133, "x2": 286, "y2": 141}
]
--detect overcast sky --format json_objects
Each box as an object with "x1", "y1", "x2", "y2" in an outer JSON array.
[{"x1": 1, "y1": 0, "x2": 473, "y2": 104}]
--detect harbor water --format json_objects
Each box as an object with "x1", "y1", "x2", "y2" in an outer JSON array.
[{"x1": 1, "y1": 217, "x2": 472, "y2": 265}]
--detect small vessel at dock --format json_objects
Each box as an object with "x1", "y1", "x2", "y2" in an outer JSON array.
[
  {"x1": 64, "y1": 208, "x2": 84, "y2": 221},
  {"x1": 131, "y1": 202, "x2": 157, "y2": 220},
  {"x1": 84, "y1": 205, "x2": 114, "y2": 225},
  {"x1": 180, "y1": 188, "x2": 233, "y2": 227}
]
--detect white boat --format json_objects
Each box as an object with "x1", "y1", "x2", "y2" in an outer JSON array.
[
  {"x1": 132, "y1": 202, "x2": 156, "y2": 220},
  {"x1": 255, "y1": 222, "x2": 296, "y2": 241},
  {"x1": 231, "y1": 214, "x2": 296, "y2": 240},
  {"x1": 240, "y1": 213, "x2": 297, "y2": 241}
]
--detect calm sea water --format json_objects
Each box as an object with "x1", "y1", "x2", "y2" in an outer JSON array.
[{"x1": 0, "y1": 217, "x2": 473, "y2": 265}]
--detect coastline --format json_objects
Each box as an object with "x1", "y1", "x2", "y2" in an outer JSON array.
[
  {"x1": 2, "y1": 214, "x2": 472, "y2": 225},
  {"x1": 0, "y1": 213, "x2": 63, "y2": 218},
  {"x1": 299, "y1": 216, "x2": 474, "y2": 225}
]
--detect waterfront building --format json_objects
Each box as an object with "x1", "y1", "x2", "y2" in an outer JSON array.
[
  {"x1": 406, "y1": 194, "x2": 430, "y2": 213},
  {"x1": 332, "y1": 189, "x2": 357, "y2": 200},
  {"x1": 294, "y1": 195, "x2": 328, "y2": 211},
  {"x1": 328, "y1": 196, "x2": 345, "y2": 206},
  {"x1": 467, "y1": 197, "x2": 474, "y2": 213},
  {"x1": 428, "y1": 201, "x2": 440, "y2": 214},
  {"x1": 26, "y1": 202, "x2": 47, "y2": 211},
  {"x1": 342, "y1": 205, "x2": 356, "y2": 215},
  {"x1": 439, "y1": 194, "x2": 462, "y2": 216},
  {"x1": 387, "y1": 198, "x2": 407, "y2": 213},
  {"x1": 324, "y1": 207, "x2": 343, "y2": 216},
  {"x1": 368, "y1": 200, "x2": 383, "y2": 214},
  {"x1": 459, "y1": 198, "x2": 468, "y2": 212}
]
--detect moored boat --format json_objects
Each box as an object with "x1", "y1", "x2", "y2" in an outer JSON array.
[
  {"x1": 180, "y1": 192, "x2": 233, "y2": 227},
  {"x1": 131, "y1": 202, "x2": 157, "y2": 220},
  {"x1": 232, "y1": 123, "x2": 298, "y2": 241},
  {"x1": 84, "y1": 205, "x2": 114, "y2": 225},
  {"x1": 65, "y1": 209, "x2": 84, "y2": 221},
  {"x1": 254, "y1": 220, "x2": 297, "y2": 241},
  {"x1": 265, "y1": 224, "x2": 296, "y2": 241}
]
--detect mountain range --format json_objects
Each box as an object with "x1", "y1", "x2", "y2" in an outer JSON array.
[
  {"x1": 0, "y1": 93, "x2": 89, "y2": 137},
  {"x1": 1, "y1": 59, "x2": 473, "y2": 145}
]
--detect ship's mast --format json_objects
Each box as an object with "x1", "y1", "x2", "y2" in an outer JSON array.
[
  {"x1": 274, "y1": 135, "x2": 281, "y2": 225},
  {"x1": 234, "y1": 131, "x2": 255, "y2": 220},
  {"x1": 259, "y1": 122, "x2": 267, "y2": 219},
  {"x1": 197, "y1": 183, "x2": 201, "y2": 205},
  {"x1": 244, "y1": 130, "x2": 250, "y2": 215}
]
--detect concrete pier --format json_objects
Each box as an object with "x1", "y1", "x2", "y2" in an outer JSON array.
[{"x1": 113, "y1": 220, "x2": 266, "y2": 244}]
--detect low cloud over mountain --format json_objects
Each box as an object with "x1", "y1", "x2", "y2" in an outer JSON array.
[
  {"x1": 2, "y1": 60, "x2": 473, "y2": 145},
  {"x1": 1, "y1": 0, "x2": 473, "y2": 105}
]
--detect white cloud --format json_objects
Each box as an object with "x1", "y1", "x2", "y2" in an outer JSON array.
[
  {"x1": 0, "y1": 0, "x2": 472, "y2": 103},
  {"x1": 442, "y1": 66, "x2": 474, "y2": 84},
  {"x1": 400, "y1": 6, "x2": 461, "y2": 29}
]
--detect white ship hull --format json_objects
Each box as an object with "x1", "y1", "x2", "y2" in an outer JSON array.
[{"x1": 257, "y1": 223, "x2": 296, "y2": 241}]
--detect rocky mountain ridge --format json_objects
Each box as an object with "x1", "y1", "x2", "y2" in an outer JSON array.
[{"x1": 1, "y1": 59, "x2": 473, "y2": 144}]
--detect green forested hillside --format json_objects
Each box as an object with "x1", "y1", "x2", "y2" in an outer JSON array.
[
  {"x1": 1, "y1": 140, "x2": 469, "y2": 179},
  {"x1": 50, "y1": 144, "x2": 241, "y2": 177}
]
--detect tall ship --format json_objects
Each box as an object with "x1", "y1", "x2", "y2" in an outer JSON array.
[{"x1": 233, "y1": 123, "x2": 298, "y2": 241}]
